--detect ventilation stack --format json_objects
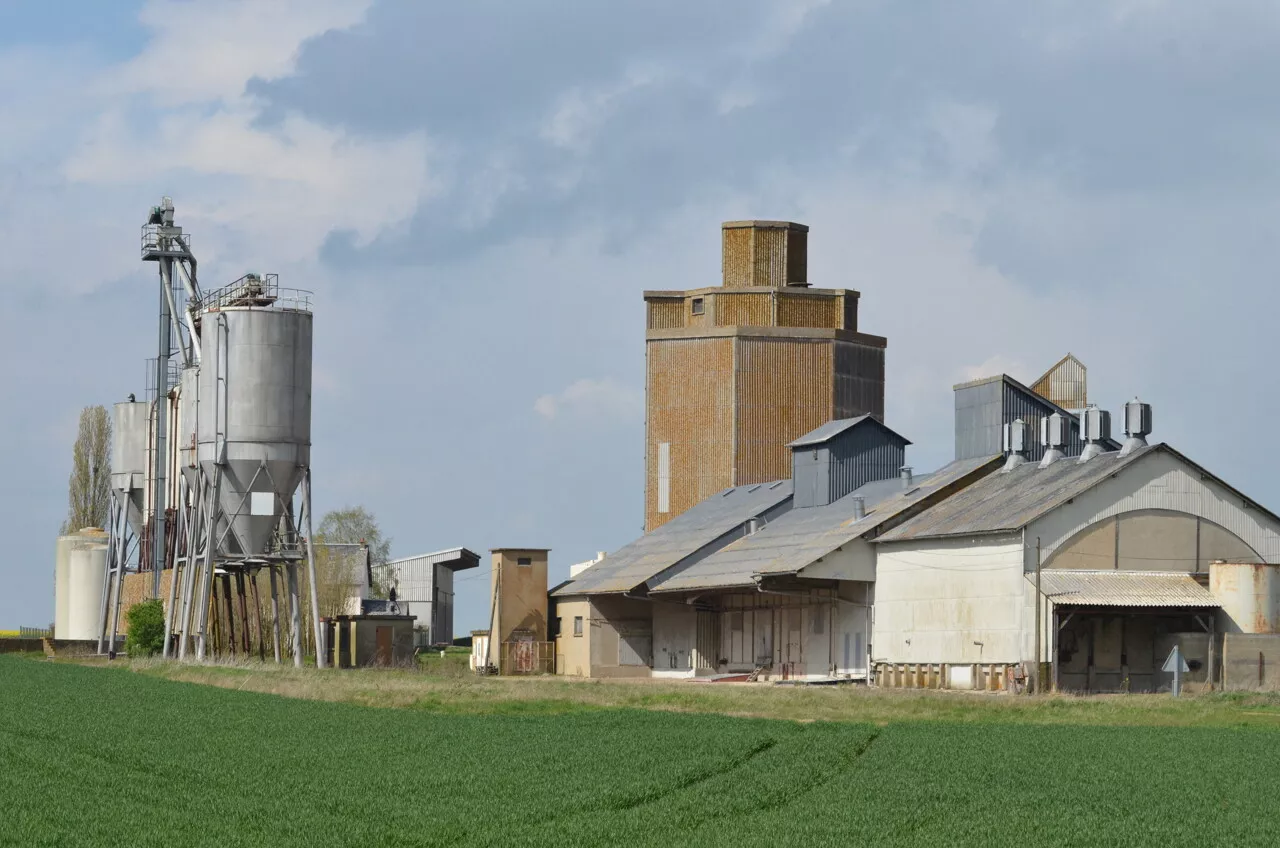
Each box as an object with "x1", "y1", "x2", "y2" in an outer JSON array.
[
  {"x1": 1119, "y1": 399, "x2": 1153, "y2": 457},
  {"x1": 1001, "y1": 418, "x2": 1029, "y2": 472},
  {"x1": 1077, "y1": 406, "x2": 1112, "y2": 463},
  {"x1": 1039, "y1": 413, "x2": 1068, "y2": 468}
]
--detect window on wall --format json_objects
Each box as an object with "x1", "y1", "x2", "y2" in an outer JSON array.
[
  {"x1": 658, "y1": 442, "x2": 671, "y2": 514},
  {"x1": 517, "y1": 557, "x2": 532, "y2": 566},
  {"x1": 812, "y1": 607, "x2": 825, "y2": 636},
  {"x1": 573, "y1": 616, "x2": 583, "y2": 636},
  {"x1": 691, "y1": 297, "x2": 705, "y2": 315}
]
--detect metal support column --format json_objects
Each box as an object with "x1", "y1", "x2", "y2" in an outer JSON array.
[
  {"x1": 302, "y1": 469, "x2": 325, "y2": 669},
  {"x1": 268, "y1": 566, "x2": 283, "y2": 664},
  {"x1": 287, "y1": 562, "x2": 303, "y2": 668},
  {"x1": 151, "y1": 259, "x2": 173, "y2": 595}
]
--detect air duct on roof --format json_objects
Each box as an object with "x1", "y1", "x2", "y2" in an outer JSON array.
[
  {"x1": 1001, "y1": 418, "x2": 1029, "y2": 472},
  {"x1": 900, "y1": 466, "x2": 913, "y2": 489},
  {"x1": 1039, "y1": 412, "x2": 1068, "y2": 468},
  {"x1": 1119, "y1": 399, "x2": 1152, "y2": 457},
  {"x1": 1078, "y1": 406, "x2": 1112, "y2": 463},
  {"x1": 851, "y1": 496, "x2": 866, "y2": 521}
]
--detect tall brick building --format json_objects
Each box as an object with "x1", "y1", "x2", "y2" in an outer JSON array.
[{"x1": 643, "y1": 220, "x2": 888, "y2": 531}]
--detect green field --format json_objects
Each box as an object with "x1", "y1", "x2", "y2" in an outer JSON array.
[{"x1": 3, "y1": 656, "x2": 1280, "y2": 847}]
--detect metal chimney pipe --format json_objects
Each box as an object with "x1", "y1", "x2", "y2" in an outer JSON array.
[
  {"x1": 900, "y1": 466, "x2": 913, "y2": 489},
  {"x1": 851, "y1": 497, "x2": 866, "y2": 521}
]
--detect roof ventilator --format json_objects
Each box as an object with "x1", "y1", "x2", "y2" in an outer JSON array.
[
  {"x1": 851, "y1": 496, "x2": 866, "y2": 521},
  {"x1": 1001, "y1": 418, "x2": 1029, "y2": 472},
  {"x1": 745, "y1": 517, "x2": 762, "y2": 536},
  {"x1": 900, "y1": 466, "x2": 913, "y2": 489},
  {"x1": 1077, "y1": 406, "x2": 1111, "y2": 463},
  {"x1": 1039, "y1": 412, "x2": 1068, "y2": 468},
  {"x1": 1119, "y1": 399, "x2": 1152, "y2": 457}
]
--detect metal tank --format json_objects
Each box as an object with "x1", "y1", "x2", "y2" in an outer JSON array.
[
  {"x1": 65, "y1": 543, "x2": 108, "y2": 641},
  {"x1": 197, "y1": 277, "x2": 312, "y2": 557},
  {"x1": 1210, "y1": 561, "x2": 1280, "y2": 634},
  {"x1": 177, "y1": 366, "x2": 200, "y2": 488},
  {"x1": 111, "y1": 401, "x2": 150, "y2": 536}
]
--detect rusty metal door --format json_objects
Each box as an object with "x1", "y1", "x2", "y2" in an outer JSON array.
[
  {"x1": 513, "y1": 637, "x2": 535, "y2": 673},
  {"x1": 375, "y1": 626, "x2": 391, "y2": 665}
]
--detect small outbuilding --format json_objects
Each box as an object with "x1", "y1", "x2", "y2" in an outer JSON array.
[{"x1": 323, "y1": 615, "x2": 416, "y2": 668}]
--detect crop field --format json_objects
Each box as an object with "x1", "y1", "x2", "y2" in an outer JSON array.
[{"x1": 3, "y1": 656, "x2": 1280, "y2": 847}]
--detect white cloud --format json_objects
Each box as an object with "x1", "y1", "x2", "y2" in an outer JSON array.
[{"x1": 534, "y1": 378, "x2": 643, "y2": 421}]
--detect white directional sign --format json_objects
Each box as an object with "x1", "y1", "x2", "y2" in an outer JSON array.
[{"x1": 1162, "y1": 646, "x2": 1190, "y2": 673}]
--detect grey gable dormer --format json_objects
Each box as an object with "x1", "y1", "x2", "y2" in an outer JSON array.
[{"x1": 788, "y1": 415, "x2": 911, "y2": 509}]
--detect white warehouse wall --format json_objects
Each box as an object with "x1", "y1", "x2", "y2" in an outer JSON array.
[{"x1": 873, "y1": 534, "x2": 1026, "y2": 665}]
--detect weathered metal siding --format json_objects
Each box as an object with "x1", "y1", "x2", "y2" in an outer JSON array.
[
  {"x1": 777, "y1": 293, "x2": 839, "y2": 328},
  {"x1": 734, "y1": 338, "x2": 833, "y2": 487},
  {"x1": 826, "y1": 428, "x2": 905, "y2": 505},
  {"x1": 645, "y1": 337, "x2": 736, "y2": 531},
  {"x1": 753, "y1": 227, "x2": 789, "y2": 287},
  {"x1": 647, "y1": 297, "x2": 685, "y2": 330},
  {"x1": 1031, "y1": 354, "x2": 1087, "y2": 410},
  {"x1": 722, "y1": 227, "x2": 754, "y2": 288},
  {"x1": 833, "y1": 342, "x2": 885, "y2": 421},
  {"x1": 715, "y1": 292, "x2": 772, "y2": 326},
  {"x1": 954, "y1": 378, "x2": 1086, "y2": 463}
]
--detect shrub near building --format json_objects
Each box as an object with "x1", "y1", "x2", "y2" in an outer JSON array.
[{"x1": 125, "y1": 599, "x2": 165, "y2": 657}]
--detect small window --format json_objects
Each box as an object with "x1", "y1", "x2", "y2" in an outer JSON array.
[
  {"x1": 691, "y1": 297, "x2": 705, "y2": 315},
  {"x1": 729, "y1": 611, "x2": 744, "y2": 633},
  {"x1": 573, "y1": 616, "x2": 584, "y2": 637},
  {"x1": 517, "y1": 557, "x2": 532, "y2": 566}
]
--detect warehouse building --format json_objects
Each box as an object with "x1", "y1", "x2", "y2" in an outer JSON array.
[{"x1": 554, "y1": 399, "x2": 1280, "y2": 691}]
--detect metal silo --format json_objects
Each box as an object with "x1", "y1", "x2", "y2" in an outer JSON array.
[
  {"x1": 177, "y1": 366, "x2": 200, "y2": 489},
  {"x1": 196, "y1": 275, "x2": 312, "y2": 557},
  {"x1": 66, "y1": 543, "x2": 108, "y2": 641},
  {"x1": 111, "y1": 401, "x2": 149, "y2": 536}
]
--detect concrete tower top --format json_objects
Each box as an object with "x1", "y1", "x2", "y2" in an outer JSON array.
[{"x1": 721, "y1": 220, "x2": 808, "y2": 289}]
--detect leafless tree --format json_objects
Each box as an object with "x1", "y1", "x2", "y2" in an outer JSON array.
[{"x1": 62, "y1": 405, "x2": 111, "y2": 534}]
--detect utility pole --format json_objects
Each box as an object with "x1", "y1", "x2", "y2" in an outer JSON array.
[{"x1": 1033, "y1": 536, "x2": 1042, "y2": 694}]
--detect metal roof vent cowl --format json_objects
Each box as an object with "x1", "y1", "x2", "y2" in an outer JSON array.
[
  {"x1": 900, "y1": 466, "x2": 913, "y2": 490},
  {"x1": 1119, "y1": 399, "x2": 1152, "y2": 457},
  {"x1": 851, "y1": 496, "x2": 866, "y2": 521},
  {"x1": 1001, "y1": 418, "x2": 1029, "y2": 472},
  {"x1": 1077, "y1": 406, "x2": 1112, "y2": 463},
  {"x1": 1039, "y1": 413, "x2": 1068, "y2": 468}
]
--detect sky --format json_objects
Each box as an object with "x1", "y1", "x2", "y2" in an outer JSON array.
[{"x1": 4, "y1": 0, "x2": 1280, "y2": 633}]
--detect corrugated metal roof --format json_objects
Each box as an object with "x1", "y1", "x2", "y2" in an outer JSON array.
[
  {"x1": 1038, "y1": 570, "x2": 1219, "y2": 608},
  {"x1": 878, "y1": 446, "x2": 1156, "y2": 542},
  {"x1": 553, "y1": 480, "x2": 794, "y2": 596},
  {"x1": 383, "y1": 547, "x2": 480, "y2": 572},
  {"x1": 648, "y1": 455, "x2": 1000, "y2": 593},
  {"x1": 786, "y1": 415, "x2": 911, "y2": 448}
]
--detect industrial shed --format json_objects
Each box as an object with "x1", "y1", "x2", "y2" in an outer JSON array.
[
  {"x1": 872, "y1": 426, "x2": 1280, "y2": 693},
  {"x1": 374, "y1": 547, "x2": 479, "y2": 647}
]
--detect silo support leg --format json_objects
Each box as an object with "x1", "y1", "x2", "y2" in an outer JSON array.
[
  {"x1": 302, "y1": 469, "x2": 325, "y2": 669},
  {"x1": 287, "y1": 562, "x2": 303, "y2": 668},
  {"x1": 269, "y1": 566, "x2": 283, "y2": 664}
]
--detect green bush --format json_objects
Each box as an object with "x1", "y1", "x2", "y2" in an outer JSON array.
[{"x1": 124, "y1": 599, "x2": 166, "y2": 657}]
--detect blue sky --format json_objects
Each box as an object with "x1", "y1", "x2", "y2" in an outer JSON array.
[{"x1": 4, "y1": 0, "x2": 1280, "y2": 632}]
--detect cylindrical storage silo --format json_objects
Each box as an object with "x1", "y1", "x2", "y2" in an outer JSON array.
[
  {"x1": 177, "y1": 366, "x2": 200, "y2": 489},
  {"x1": 54, "y1": 528, "x2": 108, "y2": 639},
  {"x1": 66, "y1": 543, "x2": 108, "y2": 641},
  {"x1": 1210, "y1": 561, "x2": 1280, "y2": 634},
  {"x1": 111, "y1": 401, "x2": 150, "y2": 537},
  {"x1": 198, "y1": 302, "x2": 312, "y2": 557}
]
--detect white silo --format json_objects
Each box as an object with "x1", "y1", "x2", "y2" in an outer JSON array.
[
  {"x1": 54, "y1": 528, "x2": 108, "y2": 639},
  {"x1": 66, "y1": 543, "x2": 108, "y2": 641}
]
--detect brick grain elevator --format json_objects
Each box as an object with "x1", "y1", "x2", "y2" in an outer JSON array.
[{"x1": 644, "y1": 220, "x2": 887, "y2": 531}]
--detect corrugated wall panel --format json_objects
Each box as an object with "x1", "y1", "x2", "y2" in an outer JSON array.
[
  {"x1": 954, "y1": 380, "x2": 1087, "y2": 462},
  {"x1": 734, "y1": 338, "x2": 833, "y2": 486},
  {"x1": 1031, "y1": 356, "x2": 1087, "y2": 410},
  {"x1": 777, "y1": 294, "x2": 839, "y2": 328},
  {"x1": 715, "y1": 292, "x2": 773, "y2": 326},
  {"x1": 841, "y1": 293, "x2": 858, "y2": 331},
  {"x1": 753, "y1": 228, "x2": 789, "y2": 288},
  {"x1": 827, "y1": 430, "x2": 905, "y2": 503},
  {"x1": 833, "y1": 342, "x2": 885, "y2": 421},
  {"x1": 647, "y1": 298, "x2": 685, "y2": 330},
  {"x1": 646, "y1": 337, "x2": 735, "y2": 531},
  {"x1": 722, "y1": 228, "x2": 753, "y2": 288}
]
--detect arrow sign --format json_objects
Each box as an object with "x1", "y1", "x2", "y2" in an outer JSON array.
[{"x1": 1163, "y1": 645, "x2": 1190, "y2": 697}]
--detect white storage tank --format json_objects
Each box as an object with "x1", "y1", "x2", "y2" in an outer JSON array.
[
  {"x1": 54, "y1": 528, "x2": 108, "y2": 639},
  {"x1": 65, "y1": 544, "x2": 108, "y2": 641},
  {"x1": 1210, "y1": 561, "x2": 1280, "y2": 634}
]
